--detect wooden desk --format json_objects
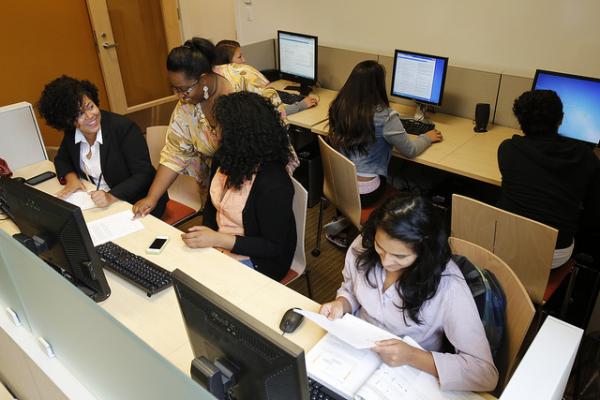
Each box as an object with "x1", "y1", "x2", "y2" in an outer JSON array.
[
  {"x1": 311, "y1": 103, "x2": 520, "y2": 186},
  {"x1": 4, "y1": 161, "x2": 326, "y2": 375},
  {"x1": 269, "y1": 80, "x2": 338, "y2": 129}
]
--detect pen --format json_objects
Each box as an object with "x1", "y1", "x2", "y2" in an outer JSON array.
[{"x1": 95, "y1": 173, "x2": 103, "y2": 191}]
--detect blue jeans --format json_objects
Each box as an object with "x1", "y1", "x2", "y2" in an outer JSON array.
[{"x1": 239, "y1": 258, "x2": 255, "y2": 269}]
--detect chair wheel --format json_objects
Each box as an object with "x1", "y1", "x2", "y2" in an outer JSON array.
[{"x1": 311, "y1": 249, "x2": 321, "y2": 257}]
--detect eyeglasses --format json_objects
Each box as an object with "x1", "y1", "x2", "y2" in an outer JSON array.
[{"x1": 172, "y1": 80, "x2": 199, "y2": 96}]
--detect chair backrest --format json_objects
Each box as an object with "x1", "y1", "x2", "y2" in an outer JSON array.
[
  {"x1": 290, "y1": 177, "x2": 307, "y2": 276},
  {"x1": 317, "y1": 136, "x2": 362, "y2": 229},
  {"x1": 451, "y1": 194, "x2": 557, "y2": 304},
  {"x1": 146, "y1": 126, "x2": 203, "y2": 210},
  {"x1": 449, "y1": 237, "x2": 535, "y2": 392}
]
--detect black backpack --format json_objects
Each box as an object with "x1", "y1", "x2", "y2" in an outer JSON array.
[{"x1": 452, "y1": 255, "x2": 507, "y2": 359}]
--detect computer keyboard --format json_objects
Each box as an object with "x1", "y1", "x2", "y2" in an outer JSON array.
[
  {"x1": 95, "y1": 241, "x2": 172, "y2": 297},
  {"x1": 400, "y1": 118, "x2": 435, "y2": 135},
  {"x1": 277, "y1": 90, "x2": 306, "y2": 105},
  {"x1": 308, "y1": 377, "x2": 346, "y2": 400}
]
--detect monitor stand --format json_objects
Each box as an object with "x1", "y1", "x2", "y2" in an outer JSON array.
[
  {"x1": 191, "y1": 356, "x2": 239, "y2": 400},
  {"x1": 414, "y1": 102, "x2": 433, "y2": 124},
  {"x1": 283, "y1": 82, "x2": 312, "y2": 96}
]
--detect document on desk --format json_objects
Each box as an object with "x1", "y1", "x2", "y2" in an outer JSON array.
[
  {"x1": 62, "y1": 191, "x2": 96, "y2": 210},
  {"x1": 86, "y1": 210, "x2": 143, "y2": 246},
  {"x1": 296, "y1": 310, "x2": 399, "y2": 349}
]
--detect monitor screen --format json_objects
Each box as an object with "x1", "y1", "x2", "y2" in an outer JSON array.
[
  {"x1": 172, "y1": 269, "x2": 309, "y2": 400},
  {"x1": 390, "y1": 49, "x2": 448, "y2": 106},
  {"x1": 0, "y1": 177, "x2": 110, "y2": 302},
  {"x1": 532, "y1": 69, "x2": 600, "y2": 145},
  {"x1": 278, "y1": 31, "x2": 318, "y2": 85}
]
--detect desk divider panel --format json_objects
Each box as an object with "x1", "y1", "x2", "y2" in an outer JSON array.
[
  {"x1": 0, "y1": 230, "x2": 213, "y2": 400},
  {"x1": 494, "y1": 74, "x2": 533, "y2": 129},
  {"x1": 317, "y1": 46, "x2": 378, "y2": 91},
  {"x1": 243, "y1": 39, "x2": 276, "y2": 72}
]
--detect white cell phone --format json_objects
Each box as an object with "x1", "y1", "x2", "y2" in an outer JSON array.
[{"x1": 146, "y1": 236, "x2": 169, "y2": 254}]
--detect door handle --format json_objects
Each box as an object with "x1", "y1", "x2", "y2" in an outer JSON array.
[{"x1": 102, "y1": 42, "x2": 118, "y2": 49}]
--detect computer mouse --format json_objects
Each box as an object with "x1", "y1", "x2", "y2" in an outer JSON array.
[{"x1": 279, "y1": 308, "x2": 304, "y2": 334}]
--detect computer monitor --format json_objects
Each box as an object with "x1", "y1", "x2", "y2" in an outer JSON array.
[
  {"x1": 172, "y1": 269, "x2": 309, "y2": 400},
  {"x1": 390, "y1": 49, "x2": 449, "y2": 121},
  {"x1": 277, "y1": 30, "x2": 318, "y2": 96},
  {"x1": 532, "y1": 69, "x2": 600, "y2": 146},
  {"x1": 0, "y1": 177, "x2": 111, "y2": 302}
]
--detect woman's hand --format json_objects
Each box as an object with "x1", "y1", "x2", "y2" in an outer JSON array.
[
  {"x1": 319, "y1": 298, "x2": 350, "y2": 320},
  {"x1": 181, "y1": 226, "x2": 235, "y2": 250},
  {"x1": 424, "y1": 129, "x2": 443, "y2": 143},
  {"x1": 90, "y1": 190, "x2": 117, "y2": 208},
  {"x1": 132, "y1": 196, "x2": 157, "y2": 218},
  {"x1": 55, "y1": 173, "x2": 86, "y2": 198},
  {"x1": 302, "y1": 96, "x2": 319, "y2": 108},
  {"x1": 372, "y1": 339, "x2": 418, "y2": 367}
]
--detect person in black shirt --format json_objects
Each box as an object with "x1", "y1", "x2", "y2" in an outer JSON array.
[{"x1": 498, "y1": 90, "x2": 600, "y2": 267}]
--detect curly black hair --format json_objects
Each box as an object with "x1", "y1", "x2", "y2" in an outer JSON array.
[
  {"x1": 213, "y1": 92, "x2": 292, "y2": 190},
  {"x1": 167, "y1": 37, "x2": 215, "y2": 79},
  {"x1": 38, "y1": 75, "x2": 99, "y2": 131},
  {"x1": 356, "y1": 194, "x2": 450, "y2": 325},
  {"x1": 513, "y1": 89, "x2": 563, "y2": 136}
]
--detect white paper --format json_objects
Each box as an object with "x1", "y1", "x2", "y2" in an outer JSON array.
[
  {"x1": 296, "y1": 310, "x2": 399, "y2": 349},
  {"x1": 307, "y1": 334, "x2": 381, "y2": 399},
  {"x1": 86, "y1": 210, "x2": 143, "y2": 246},
  {"x1": 63, "y1": 191, "x2": 96, "y2": 210}
]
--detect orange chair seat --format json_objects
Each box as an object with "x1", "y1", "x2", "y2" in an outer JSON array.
[
  {"x1": 360, "y1": 185, "x2": 399, "y2": 225},
  {"x1": 543, "y1": 258, "x2": 576, "y2": 302},
  {"x1": 280, "y1": 269, "x2": 299, "y2": 285},
  {"x1": 161, "y1": 199, "x2": 196, "y2": 226}
]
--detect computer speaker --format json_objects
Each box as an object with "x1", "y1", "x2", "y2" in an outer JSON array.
[{"x1": 474, "y1": 103, "x2": 490, "y2": 132}]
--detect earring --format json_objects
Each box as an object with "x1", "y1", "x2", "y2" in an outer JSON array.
[{"x1": 203, "y1": 85, "x2": 209, "y2": 100}]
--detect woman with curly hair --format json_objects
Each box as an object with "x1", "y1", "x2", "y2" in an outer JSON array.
[
  {"x1": 38, "y1": 75, "x2": 167, "y2": 216},
  {"x1": 132, "y1": 37, "x2": 295, "y2": 218},
  {"x1": 181, "y1": 91, "x2": 296, "y2": 281},
  {"x1": 498, "y1": 89, "x2": 600, "y2": 268},
  {"x1": 319, "y1": 194, "x2": 498, "y2": 392}
]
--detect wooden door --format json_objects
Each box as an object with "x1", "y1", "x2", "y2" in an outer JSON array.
[{"x1": 86, "y1": 0, "x2": 182, "y2": 114}]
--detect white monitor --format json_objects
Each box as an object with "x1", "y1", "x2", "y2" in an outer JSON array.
[{"x1": 0, "y1": 102, "x2": 47, "y2": 171}]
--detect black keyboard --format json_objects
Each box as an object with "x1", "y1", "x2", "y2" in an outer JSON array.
[
  {"x1": 277, "y1": 90, "x2": 305, "y2": 105},
  {"x1": 400, "y1": 118, "x2": 435, "y2": 135},
  {"x1": 95, "y1": 241, "x2": 172, "y2": 297},
  {"x1": 308, "y1": 378, "x2": 346, "y2": 400}
]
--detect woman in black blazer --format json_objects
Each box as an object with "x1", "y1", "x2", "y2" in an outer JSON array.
[
  {"x1": 181, "y1": 92, "x2": 296, "y2": 281},
  {"x1": 38, "y1": 76, "x2": 167, "y2": 217}
]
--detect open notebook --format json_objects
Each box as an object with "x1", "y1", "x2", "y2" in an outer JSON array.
[{"x1": 298, "y1": 311, "x2": 484, "y2": 400}]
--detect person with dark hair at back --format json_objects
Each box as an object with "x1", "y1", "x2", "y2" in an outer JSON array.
[
  {"x1": 214, "y1": 39, "x2": 318, "y2": 115},
  {"x1": 319, "y1": 194, "x2": 499, "y2": 392},
  {"x1": 132, "y1": 37, "x2": 294, "y2": 218},
  {"x1": 498, "y1": 90, "x2": 600, "y2": 268},
  {"x1": 38, "y1": 75, "x2": 167, "y2": 216},
  {"x1": 181, "y1": 92, "x2": 296, "y2": 281},
  {"x1": 214, "y1": 40, "x2": 245, "y2": 65},
  {"x1": 329, "y1": 60, "x2": 443, "y2": 208}
]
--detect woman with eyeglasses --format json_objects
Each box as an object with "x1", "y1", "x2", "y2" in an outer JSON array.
[
  {"x1": 132, "y1": 37, "x2": 289, "y2": 218},
  {"x1": 38, "y1": 76, "x2": 168, "y2": 216}
]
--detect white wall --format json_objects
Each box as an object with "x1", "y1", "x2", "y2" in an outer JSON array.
[
  {"x1": 178, "y1": 0, "x2": 237, "y2": 43},
  {"x1": 234, "y1": 0, "x2": 600, "y2": 78}
]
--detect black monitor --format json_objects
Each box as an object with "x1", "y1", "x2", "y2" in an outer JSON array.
[
  {"x1": 172, "y1": 269, "x2": 309, "y2": 400},
  {"x1": 390, "y1": 49, "x2": 449, "y2": 122},
  {"x1": 0, "y1": 177, "x2": 110, "y2": 302},
  {"x1": 277, "y1": 30, "x2": 318, "y2": 96},
  {"x1": 532, "y1": 69, "x2": 600, "y2": 146}
]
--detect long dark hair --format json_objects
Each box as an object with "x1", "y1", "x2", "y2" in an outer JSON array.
[
  {"x1": 166, "y1": 37, "x2": 215, "y2": 79},
  {"x1": 213, "y1": 92, "x2": 292, "y2": 189},
  {"x1": 356, "y1": 194, "x2": 450, "y2": 325},
  {"x1": 328, "y1": 60, "x2": 389, "y2": 155},
  {"x1": 214, "y1": 40, "x2": 240, "y2": 65}
]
